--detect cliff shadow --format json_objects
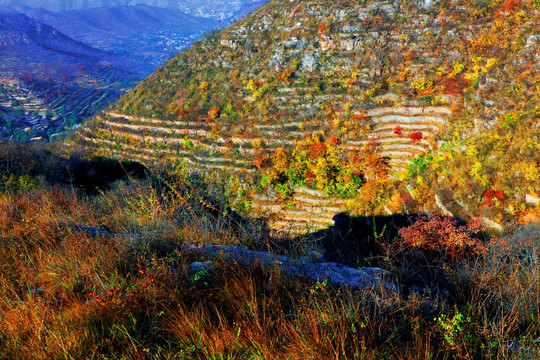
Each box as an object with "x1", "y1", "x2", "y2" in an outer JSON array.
[{"x1": 311, "y1": 213, "x2": 416, "y2": 267}]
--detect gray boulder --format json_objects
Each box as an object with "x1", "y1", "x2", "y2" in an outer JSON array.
[{"x1": 184, "y1": 244, "x2": 398, "y2": 292}]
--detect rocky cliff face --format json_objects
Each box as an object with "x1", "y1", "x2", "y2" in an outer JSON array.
[{"x1": 76, "y1": 0, "x2": 540, "y2": 233}]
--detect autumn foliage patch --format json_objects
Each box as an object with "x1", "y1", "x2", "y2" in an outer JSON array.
[
  {"x1": 308, "y1": 142, "x2": 328, "y2": 158},
  {"x1": 393, "y1": 214, "x2": 488, "y2": 261},
  {"x1": 260, "y1": 134, "x2": 390, "y2": 199},
  {"x1": 278, "y1": 70, "x2": 293, "y2": 84},
  {"x1": 501, "y1": 0, "x2": 520, "y2": 12},
  {"x1": 409, "y1": 132, "x2": 422, "y2": 141},
  {"x1": 317, "y1": 23, "x2": 327, "y2": 35},
  {"x1": 483, "y1": 189, "x2": 506, "y2": 207},
  {"x1": 176, "y1": 109, "x2": 189, "y2": 118}
]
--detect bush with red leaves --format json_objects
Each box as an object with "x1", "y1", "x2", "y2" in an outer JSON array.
[
  {"x1": 353, "y1": 114, "x2": 366, "y2": 120},
  {"x1": 176, "y1": 109, "x2": 188, "y2": 118},
  {"x1": 306, "y1": 171, "x2": 315, "y2": 186},
  {"x1": 410, "y1": 132, "x2": 422, "y2": 141},
  {"x1": 278, "y1": 70, "x2": 293, "y2": 84},
  {"x1": 393, "y1": 214, "x2": 487, "y2": 262},
  {"x1": 483, "y1": 189, "x2": 506, "y2": 208},
  {"x1": 405, "y1": 50, "x2": 417, "y2": 61},
  {"x1": 501, "y1": 0, "x2": 519, "y2": 12},
  {"x1": 254, "y1": 149, "x2": 270, "y2": 170},
  {"x1": 330, "y1": 136, "x2": 340, "y2": 145}
]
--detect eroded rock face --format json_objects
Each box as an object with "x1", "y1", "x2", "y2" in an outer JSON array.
[{"x1": 185, "y1": 244, "x2": 398, "y2": 292}]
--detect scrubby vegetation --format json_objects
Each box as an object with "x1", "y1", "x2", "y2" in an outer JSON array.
[
  {"x1": 74, "y1": 0, "x2": 540, "y2": 232},
  {"x1": 257, "y1": 133, "x2": 390, "y2": 200},
  {"x1": 1, "y1": 142, "x2": 539, "y2": 359},
  {"x1": 2, "y1": 0, "x2": 538, "y2": 357}
]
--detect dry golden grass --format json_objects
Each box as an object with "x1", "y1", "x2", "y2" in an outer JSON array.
[{"x1": 0, "y1": 148, "x2": 539, "y2": 359}]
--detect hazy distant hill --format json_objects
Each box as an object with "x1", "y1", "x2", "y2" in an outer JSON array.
[
  {"x1": 0, "y1": 0, "x2": 269, "y2": 142},
  {"x1": 12, "y1": 4, "x2": 224, "y2": 74},
  {"x1": 0, "y1": 12, "x2": 135, "y2": 141},
  {"x1": 0, "y1": 12, "x2": 126, "y2": 77},
  {"x1": 0, "y1": 0, "x2": 267, "y2": 19},
  {"x1": 4, "y1": 3, "x2": 267, "y2": 75}
]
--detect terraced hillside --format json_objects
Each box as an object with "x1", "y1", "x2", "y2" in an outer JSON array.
[
  {"x1": 77, "y1": 0, "x2": 540, "y2": 233},
  {"x1": 0, "y1": 12, "x2": 138, "y2": 141}
]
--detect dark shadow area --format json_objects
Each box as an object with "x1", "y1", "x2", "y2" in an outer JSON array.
[
  {"x1": 323, "y1": 212, "x2": 414, "y2": 267},
  {"x1": 279, "y1": 212, "x2": 491, "y2": 304},
  {"x1": 0, "y1": 141, "x2": 147, "y2": 193},
  {"x1": 67, "y1": 155, "x2": 147, "y2": 193},
  {"x1": 245, "y1": 213, "x2": 416, "y2": 268}
]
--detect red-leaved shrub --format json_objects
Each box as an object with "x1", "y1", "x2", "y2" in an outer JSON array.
[
  {"x1": 308, "y1": 142, "x2": 327, "y2": 158},
  {"x1": 483, "y1": 189, "x2": 506, "y2": 208},
  {"x1": 395, "y1": 214, "x2": 487, "y2": 261},
  {"x1": 410, "y1": 132, "x2": 422, "y2": 141}
]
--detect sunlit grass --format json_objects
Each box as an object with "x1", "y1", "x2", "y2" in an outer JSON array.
[{"x1": 0, "y1": 144, "x2": 539, "y2": 359}]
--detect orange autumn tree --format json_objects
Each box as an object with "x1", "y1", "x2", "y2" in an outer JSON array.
[{"x1": 259, "y1": 133, "x2": 391, "y2": 201}]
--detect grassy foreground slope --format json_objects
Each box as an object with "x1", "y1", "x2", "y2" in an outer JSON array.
[
  {"x1": 76, "y1": 0, "x2": 540, "y2": 230},
  {"x1": 1, "y1": 141, "x2": 540, "y2": 359}
]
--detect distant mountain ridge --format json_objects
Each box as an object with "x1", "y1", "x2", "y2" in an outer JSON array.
[
  {"x1": 0, "y1": 0, "x2": 270, "y2": 142},
  {"x1": 7, "y1": 5, "x2": 221, "y2": 74},
  {"x1": 4, "y1": 3, "x2": 265, "y2": 75},
  {"x1": 0, "y1": 12, "x2": 132, "y2": 79},
  {"x1": 0, "y1": 0, "x2": 267, "y2": 19},
  {"x1": 10, "y1": 4, "x2": 219, "y2": 38},
  {"x1": 0, "y1": 12, "x2": 135, "y2": 141}
]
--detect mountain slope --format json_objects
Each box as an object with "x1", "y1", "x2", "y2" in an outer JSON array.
[
  {"x1": 13, "y1": 5, "x2": 223, "y2": 74},
  {"x1": 78, "y1": 0, "x2": 540, "y2": 231},
  {"x1": 0, "y1": 12, "x2": 110, "y2": 71},
  {"x1": 0, "y1": 12, "x2": 135, "y2": 140},
  {"x1": 0, "y1": 12, "x2": 138, "y2": 81},
  {"x1": 0, "y1": 0, "x2": 266, "y2": 18}
]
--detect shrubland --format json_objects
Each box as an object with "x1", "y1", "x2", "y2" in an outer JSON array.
[
  {"x1": 0, "y1": 142, "x2": 539, "y2": 359},
  {"x1": 74, "y1": 0, "x2": 540, "y2": 229},
  {"x1": 4, "y1": 0, "x2": 538, "y2": 357}
]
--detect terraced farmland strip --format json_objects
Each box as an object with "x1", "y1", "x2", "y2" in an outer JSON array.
[
  {"x1": 270, "y1": 220, "x2": 333, "y2": 234},
  {"x1": 368, "y1": 129, "x2": 440, "y2": 140},
  {"x1": 365, "y1": 106, "x2": 452, "y2": 117},
  {"x1": 280, "y1": 212, "x2": 335, "y2": 224},
  {"x1": 90, "y1": 104, "x2": 452, "y2": 235},
  {"x1": 369, "y1": 114, "x2": 448, "y2": 126},
  {"x1": 102, "y1": 119, "x2": 213, "y2": 137},
  {"x1": 340, "y1": 138, "x2": 432, "y2": 148},
  {"x1": 83, "y1": 133, "x2": 256, "y2": 172},
  {"x1": 374, "y1": 123, "x2": 443, "y2": 132}
]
